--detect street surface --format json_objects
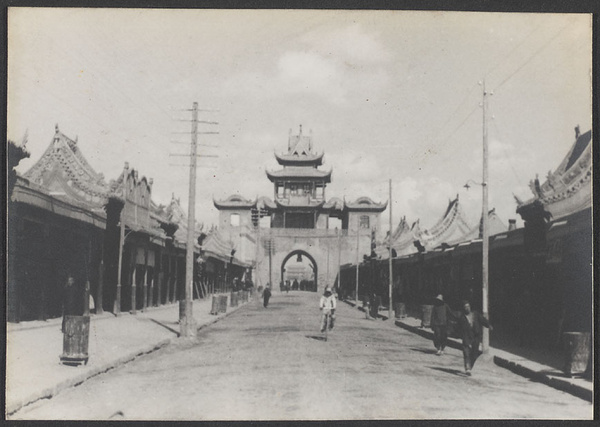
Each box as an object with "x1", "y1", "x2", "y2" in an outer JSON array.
[{"x1": 13, "y1": 292, "x2": 592, "y2": 420}]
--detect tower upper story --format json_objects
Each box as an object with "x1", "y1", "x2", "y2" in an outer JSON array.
[{"x1": 266, "y1": 125, "x2": 331, "y2": 208}]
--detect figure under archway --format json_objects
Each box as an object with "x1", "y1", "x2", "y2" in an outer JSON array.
[{"x1": 280, "y1": 250, "x2": 318, "y2": 292}]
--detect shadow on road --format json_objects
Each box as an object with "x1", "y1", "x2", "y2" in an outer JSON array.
[
  {"x1": 409, "y1": 347, "x2": 437, "y2": 355},
  {"x1": 305, "y1": 335, "x2": 327, "y2": 341},
  {"x1": 148, "y1": 318, "x2": 180, "y2": 336},
  {"x1": 108, "y1": 410, "x2": 125, "y2": 419},
  {"x1": 428, "y1": 366, "x2": 468, "y2": 377}
]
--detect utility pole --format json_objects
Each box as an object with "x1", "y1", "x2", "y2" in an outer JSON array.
[
  {"x1": 337, "y1": 228, "x2": 341, "y2": 296},
  {"x1": 327, "y1": 243, "x2": 330, "y2": 285},
  {"x1": 268, "y1": 239, "x2": 273, "y2": 287},
  {"x1": 180, "y1": 102, "x2": 199, "y2": 338},
  {"x1": 388, "y1": 179, "x2": 393, "y2": 320},
  {"x1": 255, "y1": 213, "x2": 260, "y2": 292},
  {"x1": 169, "y1": 103, "x2": 219, "y2": 337},
  {"x1": 115, "y1": 162, "x2": 129, "y2": 315},
  {"x1": 355, "y1": 223, "x2": 360, "y2": 306},
  {"x1": 482, "y1": 80, "x2": 490, "y2": 353}
]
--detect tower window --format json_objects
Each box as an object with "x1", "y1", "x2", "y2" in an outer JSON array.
[
  {"x1": 360, "y1": 215, "x2": 370, "y2": 229},
  {"x1": 230, "y1": 213, "x2": 240, "y2": 226}
]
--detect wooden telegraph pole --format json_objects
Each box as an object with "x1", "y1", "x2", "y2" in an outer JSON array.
[
  {"x1": 337, "y1": 228, "x2": 341, "y2": 296},
  {"x1": 355, "y1": 222, "x2": 360, "y2": 306},
  {"x1": 169, "y1": 102, "x2": 219, "y2": 337},
  {"x1": 115, "y1": 162, "x2": 129, "y2": 315},
  {"x1": 268, "y1": 239, "x2": 273, "y2": 288},
  {"x1": 481, "y1": 81, "x2": 490, "y2": 353},
  {"x1": 388, "y1": 179, "x2": 393, "y2": 320},
  {"x1": 180, "y1": 102, "x2": 199, "y2": 338}
]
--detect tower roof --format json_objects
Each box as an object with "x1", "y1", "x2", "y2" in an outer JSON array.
[
  {"x1": 344, "y1": 196, "x2": 387, "y2": 212},
  {"x1": 275, "y1": 125, "x2": 324, "y2": 166},
  {"x1": 266, "y1": 166, "x2": 332, "y2": 182},
  {"x1": 213, "y1": 194, "x2": 256, "y2": 210},
  {"x1": 275, "y1": 151, "x2": 324, "y2": 166}
]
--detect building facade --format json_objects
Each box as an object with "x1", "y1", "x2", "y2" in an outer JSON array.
[
  {"x1": 214, "y1": 126, "x2": 387, "y2": 292},
  {"x1": 7, "y1": 125, "x2": 240, "y2": 322}
]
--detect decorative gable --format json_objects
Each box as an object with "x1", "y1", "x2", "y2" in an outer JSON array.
[{"x1": 23, "y1": 124, "x2": 109, "y2": 208}]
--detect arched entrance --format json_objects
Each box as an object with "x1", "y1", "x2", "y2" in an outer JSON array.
[{"x1": 280, "y1": 250, "x2": 318, "y2": 292}]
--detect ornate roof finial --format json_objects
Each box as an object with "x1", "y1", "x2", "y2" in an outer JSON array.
[
  {"x1": 21, "y1": 129, "x2": 29, "y2": 149},
  {"x1": 172, "y1": 192, "x2": 176, "y2": 201},
  {"x1": 75, "y1": 135, "x2": 78, "y2": 143},
  {"x1": 149, "y1": 178, "x2": 153, "y2": 186},
  {"x1": 299, "y1": 124, "x2": 302, "y2": 135},
  {"x1": 55, "y1": 123, "x2": 59, "y2": 133},
  {"x1": 124, "y1": 161, "x2": 129, "y2": 170}
]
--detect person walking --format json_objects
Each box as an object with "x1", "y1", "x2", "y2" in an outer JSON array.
[
  {"x1": 319, "y1": 287, "x2": 337, "y2": 332},
  {"x1": 262, "y1": 285, "x2": 272, "y2": 308},
  {"x1": 458, "y1": 300, "x2": 492, "y2": 376},
  {"x1": 431, "y1": 294, "x2": 456, "y2": 355}
]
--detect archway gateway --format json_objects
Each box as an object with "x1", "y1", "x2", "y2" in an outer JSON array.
[{"x1": 280, "y1": 250, "x2": 318, "y2": 292}]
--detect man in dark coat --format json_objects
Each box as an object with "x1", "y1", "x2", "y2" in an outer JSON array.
[
  {"x1": 262, "y1": 285, "x2": 272, "y2": 308},
  {"x1": 431, "y1": 294, "x2": 457, "y2": 355},
  {"x1": 459, "y1": 300, "x2": 491, "y2": 375}
]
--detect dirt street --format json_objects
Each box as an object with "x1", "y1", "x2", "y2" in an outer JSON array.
[{"x1": 13, "y1": 292, "x2": 592, "y2": 420}]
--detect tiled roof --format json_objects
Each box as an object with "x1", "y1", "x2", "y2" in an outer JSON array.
[
  {"x1": 213, "y1": 194, "x2": 256, "y2": 210},
  {"x1": 381, "y1": 196, "x2": 507, "y2": 258},
  {"x1": 256, "y1": 196, "x2": 277, "y2": 210},
  {"x1": 275, "y1": 151, "x2": 324, "y2": 166},
  {"x1": 164, "y1": 194, "x2": 203, "y2": 244},
  {"x1": 323, "y1": 197, "x2": 344, "y2": 211},
  {"x1": 201, "y1": 228, "x2": 250, "y2": 267},
  {"x1": 23, "y1": 125, "x2": 110, "y2": 208},
  {"x1": 12, "y1": 176, "x2": 106, "y2": 229},
  {"x1": 517, "y1": 127, "x2": 592, "y2": 221},
  {"x1": 416, "y1": 196, "x2": 472, "y2": 250},
  {"x1": 344, "y1": 197, "x2": 387, "y2": 212},
  {"x1": 266, "y1": 167, "x2": 332, "y2": 182},
  {"x1": 377, "y1": 216, "x2": 422, "y2": 258}
]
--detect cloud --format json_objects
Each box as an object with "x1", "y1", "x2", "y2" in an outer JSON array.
[
  {"x1": 331, "y1": 150, "x2": 382, "y2": 184},
  {"x1": 302, "y1": 23, "x2": 392, "y2": 65},
  {"x1": 222, "y1": 24, "x2": 392, "y2": 106},
  {"x1": 277, "y1": 51, "x2": 346, "y2": 103}
]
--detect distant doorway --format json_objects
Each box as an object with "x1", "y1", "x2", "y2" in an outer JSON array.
[{"x1": 280, "y1": 250, "x2": 318, "y2": 292}]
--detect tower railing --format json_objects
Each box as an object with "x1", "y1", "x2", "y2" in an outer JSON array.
[{"x1": 261, "y1": 228, "x2": 349, "y2": 238}]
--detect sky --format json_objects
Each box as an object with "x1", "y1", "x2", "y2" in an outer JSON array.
[{"x1": 7, "y1": 9, "x2": 592, "y2": 232}]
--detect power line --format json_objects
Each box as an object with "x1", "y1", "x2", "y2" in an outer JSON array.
[
  {"x1": 494, "y1": 20, "x2": 575, "y2": 92},
  {"x1": 483, "y1": 23, "x2": 543, "y2": 82},
  {"x1": 414, "y1": 82, "x2": 480, "y2": 160}
]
